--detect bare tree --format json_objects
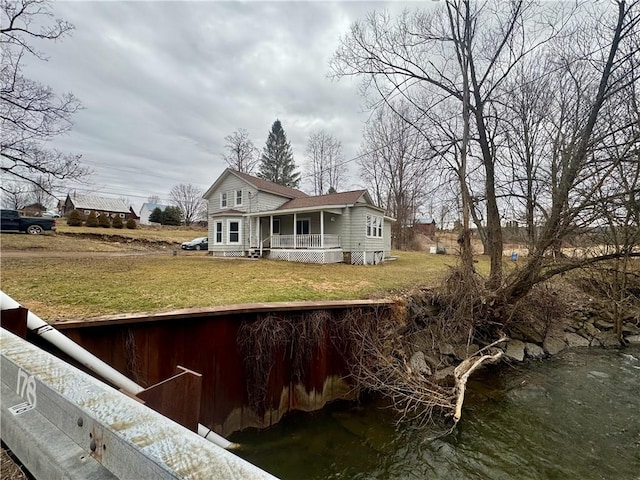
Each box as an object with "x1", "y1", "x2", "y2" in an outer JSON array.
[
  {"x1": 1, "y1": 0, "x2": 88, "y2": 196},
  {"x1": 333, "y1": 0, "x2": 640, "y2": 297},
  {"x1": 1, "y1": 181, "x2": 29, "y2": 209},
  {"x1": 222, "y1": 128, "x2": 259, "y2": 174},
  {"x1": 304, "y1": 130, "x2": 347, "y2": 195},
  {"x1": 28, "y1": 175, "x2": 53, "y2": 209},
  {"x1": 331, "y1": 0, "x2": 640, "y2": 425},
  {"x1": 358, "y1": 101, "x2": 431, "y2": 249},
  {"x1": 169, "y1": 183, "x2": 205, "y2": 226},
  {"x1": 501, "y1": 0, "x2": 640, "y2": 301}
]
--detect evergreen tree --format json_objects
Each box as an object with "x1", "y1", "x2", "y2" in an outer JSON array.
[
  {"x1": 67, "y1": 209, "x2": 82, "y2": 226},
  {"x1": 149, "y1": 207, "x2": 163, "y2": 223},
  {"x1": 98, "y1": 213, "x2": 111, "y2": 228},
  {"x1": 161, "y1": 206, "x2": 182, "y2": 226},
  {"x1": 112, "y1": 214, "x2": 124, "y2": 229},
  {"x1": 86, "y1": 211, "x2": 98, "y2": 227},
  {"x1": 258, "y1": 120, "x2": 300, "y2": 188}
]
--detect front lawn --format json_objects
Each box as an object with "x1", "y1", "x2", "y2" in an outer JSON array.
[{"x1": 0, "y1": 252, "x2": 479, "y2": 321}]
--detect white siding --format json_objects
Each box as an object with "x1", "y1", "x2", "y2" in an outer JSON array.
[
  {"x1": 207, "y1": 175, "x2": 256, "y2": 213},
  {"x1": 255, "y1": 191, "x2": 290, "y2": 211},
  {"x1": 139, "y1": 206, "x2": 153, "y2": 225},
  {"x1": 346, "y1": 206, "x2": 385, "y2": 252},
  {"x1": 207, "y1": 215, "x2": 247, "y2": 253},
  {"x1": 384, "y1": 221, "x2": 392, "y2": 256}
]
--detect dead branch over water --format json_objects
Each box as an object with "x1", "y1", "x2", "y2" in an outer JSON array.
[{"x1": 236, "y1": 271, "x2": 514, "y2": 428}]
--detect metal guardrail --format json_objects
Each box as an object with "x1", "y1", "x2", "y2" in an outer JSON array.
[{"x1": 0, "y1": 328, "x2": 277, "y2": 480}]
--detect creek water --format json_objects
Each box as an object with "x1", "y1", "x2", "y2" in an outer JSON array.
[{"x1": 231, "y1": 346, "x2": 640, "y2": 479}]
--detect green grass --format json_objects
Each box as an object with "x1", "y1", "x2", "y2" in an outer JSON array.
[{"x1": 0, "y1": 252, "x2": 482, "y2": 321}]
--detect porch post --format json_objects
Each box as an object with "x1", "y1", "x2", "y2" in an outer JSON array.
[
  {"x1": 248, "y1": 215, "x2": 252, "y2": 249},
  {"x1": 270, "y1": 215, "x2": 273, "y2": 246},
  {"x1": 320, "y1": 210, "x2": 324, "y2": 248},
  {"x1": 259, "y1": 217, "x2": 263, "y2": 256},
  {"x1": 293, "y1": 213, "x2": 297, "y2": 249}
]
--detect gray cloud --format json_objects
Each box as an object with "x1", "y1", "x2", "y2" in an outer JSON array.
[{"x1": 24, "y1": 1, "x2": 411, "y2": 209}]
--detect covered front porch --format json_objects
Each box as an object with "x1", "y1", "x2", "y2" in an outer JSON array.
[{"x1": 247, "y1": 209, "x2": 344, "y2": 263}]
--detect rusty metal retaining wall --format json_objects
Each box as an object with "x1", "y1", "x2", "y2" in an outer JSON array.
[{"x1": 41, "y1": 301, "x2": 392, "y2": 436}]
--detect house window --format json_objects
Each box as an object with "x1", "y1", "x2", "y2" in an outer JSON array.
[
  {"x1": 235, "y1": 190, "x2": 243, "y2": 206},
  {"x1": 84, "y1": 210, "x2": 90, "y2": 215},
  {"x1": 296, "y1": 218, "x2": 310, "y2": 235},
  {"x1": 272, "y1": 219, "x2": 280, "y2": 235},
  {"x1": 367, "y1": 215, "x2": 383, "y2": 238},
  {"x1": 215, "y1": 221, "x2": 223, "y2": 244},
  {"x1": 119, "y1": 213, "x2": 125, "y2": 218},
  {"x1": 220, "y1": 193, "x2": 228, "y2": 208},
  {"x1": 228, "y1": 220, "x2": 240, "y2": 244}
]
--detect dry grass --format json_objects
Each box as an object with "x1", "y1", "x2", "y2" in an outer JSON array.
[
  {"x1": 56, "y1": 223, "x2": 207, "y2": 242},
  {"x1": 0, "y1": 252, "x2": 487, "y2": 322},
  {"x1": 0, "y1": 224, "x2": 206, "y2": 252},
  {"x1": 1, "y1": 448, "x2": 27, "y2": 480},
  {"x1": 1, "y1": 228, "x2": 495, "y2": 321}
]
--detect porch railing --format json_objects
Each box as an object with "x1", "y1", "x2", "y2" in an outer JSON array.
[{"x1": 270, "y1": 234, "x2": 340, "y2": 249}]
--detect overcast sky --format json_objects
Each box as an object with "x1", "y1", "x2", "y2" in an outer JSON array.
[{"x1": 22, "y1": 0, "x2": 421, "y2": 211}]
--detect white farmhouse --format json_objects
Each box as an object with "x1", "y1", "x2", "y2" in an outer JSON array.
[{"x1": 203, "y1": 169, "x2": 393, "y2": 265}]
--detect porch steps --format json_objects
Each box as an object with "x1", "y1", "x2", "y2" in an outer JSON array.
[{"x1": 247, "y1": 249, "x2": 261, "y2": 259}]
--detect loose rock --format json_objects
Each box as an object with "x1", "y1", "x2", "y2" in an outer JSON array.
[
  {"x1": 625, "y1": 335, "x2": 640, "y2": 345},
  {"x1": 505, "y1": 339, "x2": 526, "y2": 362},
  {"x1": 581, "y1": 322, "x2": 600, "y2": 339},
  {"x1": 594, "y1": 319, "x2": 614, "y2": 330},
  {"x1": 543, "y1": 326, "x2": 566, "y2": 355},
  {"x1": 564, "y1": 332, "x2": 590, "y2": 348},
  {"x1": 525, "y1": 343, "x2": 545, "y2": 359},
  {"x1": 591, "y1": 332, "x2": 620, "y2": 348},
  {"x1": 409, "y1": 351, "x2": 432, "y2": 376}
]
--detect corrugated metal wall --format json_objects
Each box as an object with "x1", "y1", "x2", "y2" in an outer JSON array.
[{"x1": 38, "y1": 302, "x2": 390, "y2": 436}]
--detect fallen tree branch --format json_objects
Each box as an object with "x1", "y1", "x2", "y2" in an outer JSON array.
[{"x1": 453, "y1": 336, "x2": 507, "y2": 423}]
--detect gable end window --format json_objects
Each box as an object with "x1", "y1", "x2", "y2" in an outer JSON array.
[
  {"x1": 235, "y1": 190, "x2": 243, "y2": 206},
  {"x1": 366, "y1": 214, "x2": 383, "y2": 238},
  {"x1": 220, "y1": 192, "x2": 228, "y2": 208}
]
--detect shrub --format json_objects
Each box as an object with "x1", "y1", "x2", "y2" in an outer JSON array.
[
  {"x1": 112, "y1": 214, "x2": 124, "y2": 229},
  {"x1": 126, "y1": 218, "x2": 137, "y2": 229},
  {"x1": 149, "y1": 207, "x2": 163, "y2": 223},
  {"x1": 98, "y1": 213, "x2": 111, "y2": 228},
  {"x1": 86, "y1": 211, "x2": 98, "y2": 227},
  {"x1": 161, "y1": 206, "x2": 182, "y2": 226},
  {"x1": 67, "y1": 209, "x2": 82, "y2": 226}
]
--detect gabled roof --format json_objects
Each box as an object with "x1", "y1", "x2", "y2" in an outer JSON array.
[
  {"x1": 203, "y1": 168, "x2": 308, "y2": 200},
  {"x1": 66, "y1": 194, "x2": 129, "y2": 213},
  {"x1": 277, "y1": 190, "x2": 370, "y2": 210},
  {"x1": 141, "y1": 203, "x2": 168, "y2": 212}
]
